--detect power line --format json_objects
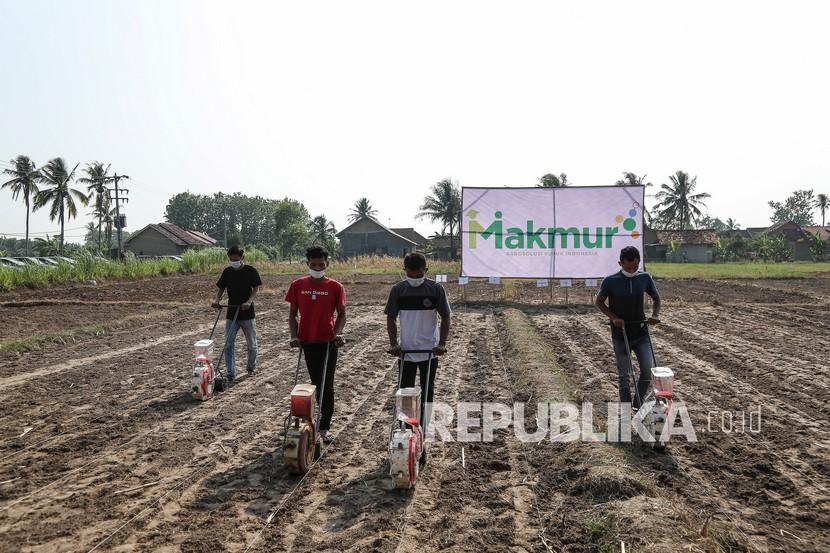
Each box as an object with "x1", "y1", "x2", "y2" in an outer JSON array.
[{"x1": 0, "y1": 226, "x2": 88, "y2": 236}]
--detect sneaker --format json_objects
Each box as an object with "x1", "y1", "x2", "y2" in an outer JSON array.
[
  {"x1": 227, "y1": 374, "x2": 235, "y2": 384},
  {"x1": 247, "y1": 368, "x2": 256, "y2": 376},
  {"x1": 321, "y1": 431, "x2": 334, "y2": 445}
]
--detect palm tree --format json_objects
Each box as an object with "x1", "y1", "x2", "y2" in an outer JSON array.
[
  {"x1": 615, "y1": 172, "x2": 652, "y2": 186},
  {"x1": 653, "y1": 171, "x2": 711, "y2": 230},
  {"x1": 78, "y1": 161, "x2": 111, "y2": 251},
  {"x1": 537, "y1": 173, "x2": 569, "y2": 187},
  {"x1": 310, "y1": 215, "x2": 337, "y2": 246},
  {"x1": 34, "y1": 235, "x2": 60, "y2": 257},
  {"x1": 348, "y1": 197, "x2": 378, "y2": 222},
  {"x1": 104, "y1": 207, "x2": 115, "y2": 251},
  {"x1": 725, "y1": 218, "x2": 740, "y2": 230},
  {"x1": 417, "y1": 178, "x2": 462, "y2": 260},
  {"x1": 817, "y1": 193, "x2": 829, "y2": 227},
  {"x1": 1, "y1": 155, "x2": 40, "y2": 255},
  {"x1": 33, "y1": 158, "x2": 87, "y2": 255}
]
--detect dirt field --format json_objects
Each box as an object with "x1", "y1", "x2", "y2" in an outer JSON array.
[{"x1": 1, "y1": 272, "x2": 829, "y2": 552}]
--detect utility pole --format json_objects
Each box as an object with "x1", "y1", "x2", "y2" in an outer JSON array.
[{"x1": 105, "y1": 174, "x2": 130, "y2": 258}]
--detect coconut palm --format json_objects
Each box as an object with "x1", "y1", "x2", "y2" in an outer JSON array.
[
  {"x1": 653, "y1": 171, "x2": 711, "y2": 230},
  {"x1": 78, "y1": 161, "x2": 111, "y2": 251},
  {"x1": 33, "y1": 158, "x2": 87, "y2": 254},
  {"x1": 104, "y1": 207, "x2": 115, "y2": 251},
  {"x1": 537, "y1": 173, "x2": 569, "y2": 187},
  {"x1": 348, "y1": 197, "x2": 378, "y2": 223},
  {"x1": 417, "y1": 178, "x2": 462, "y2": 260},
  {"x1": 725, "y1": 218, "x2": 740, "y2": 230},
  {"x1": 615, "y1": 172, "x2": 652, "y2": 186},
  {"x1": 1, "y1": 155, "x2": 40, "y2": 255},
  {"x1": 817, "y1": 193, "x2": 829, "y2": 227},
  {"x1": 310, "y1": 215, "x2": 337, "y2": 246}
]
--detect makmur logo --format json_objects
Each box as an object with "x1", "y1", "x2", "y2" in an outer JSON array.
[{"x1": 466, "y1": 207, "x2": 640, "y2": 249}]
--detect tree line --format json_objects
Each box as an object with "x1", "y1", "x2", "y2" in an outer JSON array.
[
  {"x1": 538, "y1": 169, "x2": 829, "y2": 230},
  {"x1": 164, "y1": 192, "x2": 338, "y2": 259},
  {"x1": 5, "y1": 154, "x2": 827, "y2": 261},
  {"x1": 1, "y1": 155, "x2": 124, "y2": 255}
]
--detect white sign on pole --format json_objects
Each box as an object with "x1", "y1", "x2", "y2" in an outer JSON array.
[
  {"x1": 488, "y1": 276, "x2": 501, "y2": 285},
  {"x1": 435, "y1": 274, "x2": 448, "y2": 283},
  {"x1": 559, "y1": 279, "x2": 572, "y2": 288},
  {"x1": 536, "y1": 279, "x2": 549, "y2": 288},
  {"x1": 460, "y1": 186, "x2": 645, "y2": 278},
  {"x1": 458, "y1": 276, "x2": 469, "y2": 285},
  {"x1": 585, "y1": 278, "x2": 599, "y2": 288}
]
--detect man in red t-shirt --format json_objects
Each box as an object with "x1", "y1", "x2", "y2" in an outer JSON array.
[{"x1": 285, "y1": 246, "x2": 347, "y2": 443}]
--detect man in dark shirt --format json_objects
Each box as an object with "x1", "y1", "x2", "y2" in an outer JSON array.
[
  {"x1": 595, "y1": 246, "x2": 661, "y2": 408},
  {"x1": 212, "y1": 245, "x2": 263, "y2": 381}
]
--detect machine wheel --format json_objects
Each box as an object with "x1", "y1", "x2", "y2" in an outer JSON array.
[
  {"x1": 295, "y1": 425, "x2": 315, "y2": 474},
  {"x1": 214, "y1": 375, "x2": 225, "y2": 393},
  {"x1": 313, "y1": 438, "x2": 322, "y2": 460}
]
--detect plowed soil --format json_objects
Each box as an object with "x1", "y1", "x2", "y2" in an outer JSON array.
[{"x1": 1, "y1": 272, "x2": 828, "y2": 552}]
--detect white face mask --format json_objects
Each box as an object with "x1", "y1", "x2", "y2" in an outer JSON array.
[
  {"x1": 621, "y1": 269, "x2": 638, "y2": 278},
  {"x1": 406, "y1": 277, "x2": 425, "y2": 287},
  {"x1": 309, "y1": 269, "x2": 326, "y2": 279},
  {"x1": 229, "y1": 260, "x2": 242, "y2": 269}
]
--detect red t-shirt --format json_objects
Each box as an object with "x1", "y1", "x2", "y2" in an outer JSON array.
[{"x1": 284, "y1": 276, "x2": 346, "y2": 342}]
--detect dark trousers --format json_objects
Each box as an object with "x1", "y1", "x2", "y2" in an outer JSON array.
[
  {"x1": 401, "y1": 358, "x2": 438, "y2": 425},
  {"x1": 303, "y1": 343, "x2": 337, "y2": 431},
  {"x1": 612, "y1": 334, "x2": 655, "y2": 409}
]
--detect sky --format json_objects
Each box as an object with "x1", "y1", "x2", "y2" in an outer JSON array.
[{"x1": 2, "y1": 0, "x2": 829, "y2": 244}]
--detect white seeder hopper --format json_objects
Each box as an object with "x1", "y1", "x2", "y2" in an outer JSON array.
[
  {"x1": 387, "y1": 349, "x2": 434, "y2": 489},
  {"x1": 192, "y1": 339, "x2": 216, "y2": 400}
]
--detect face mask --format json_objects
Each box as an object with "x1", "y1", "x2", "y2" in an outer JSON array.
[
  {"x1": 309, "y1": 269, "x2": 326, "y2": 279},
  {"x1": 621, "y1": 269, "x2": 638, "y2": 278},
  {"x1": 229, "y1": 260, "x2": 242, "y2": 269},
  {"x1": 406, "y1": 277, "x2": 425, "y2": 287}
]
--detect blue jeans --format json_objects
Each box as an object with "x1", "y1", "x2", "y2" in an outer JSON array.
[
  {"x1": 612, "y1": 333, "x2": 655, "y2": 408},
  {"x1": 224, "y1": 318, "x2": 257, "y2": 378}
]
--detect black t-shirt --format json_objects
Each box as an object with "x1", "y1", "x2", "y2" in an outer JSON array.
[
  {"x1": 217, "y1": 265, "x2": 263, "y2": 320},
  {"x1": 597, "y1": 270, "x2": 658, "y2": 340}
]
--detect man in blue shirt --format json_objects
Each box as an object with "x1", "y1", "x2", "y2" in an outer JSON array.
[{"x1": 595, "y1": 246, "x2": 661, "y2": 409}]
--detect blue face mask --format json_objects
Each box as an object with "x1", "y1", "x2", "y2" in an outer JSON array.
[
  {"x1": 229, "y1": 260, "x2": 242, "y2": 269},
  {"x1": 406, "y1": 277, "x2": 425, "y2": 287},
  {"x1": 621, "y1": 269, "x2": 637, "y2": 278}
]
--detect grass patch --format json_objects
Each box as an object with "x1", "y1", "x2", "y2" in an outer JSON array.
[
  {"x1": 501, "y1": 307, "x2": 573, "y2": 401},
  {"x1": 648, "y1": 261, "x2": 830, "y2": 279},
  {"x1": 0, "y1": 324, "x2": 107, "y2": 353}
]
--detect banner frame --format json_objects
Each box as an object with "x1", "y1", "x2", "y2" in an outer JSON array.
[{"x1": 459, "y1": 185, "x2": 647, "y2": 279}]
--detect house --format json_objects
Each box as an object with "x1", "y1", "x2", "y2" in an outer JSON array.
[
  {"x1": 336, "y1": 217, "x2": 422, "y2": 258},
  {"x1": 424, "y1": 235, "x2": 458, "y2": 261},
  {"x1": 124, "y1": 223, "x2": 218, "y2": 257},
  {"x1": 756, "y1": 220, "x2": 813, "y2": 261},
  {"x1": 651, "y1": 229, "x2": 719, "y2": 262}
]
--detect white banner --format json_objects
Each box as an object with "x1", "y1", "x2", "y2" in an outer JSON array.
[{"x1": 461, "y1": 186, "x2": 645, "y2": 278}]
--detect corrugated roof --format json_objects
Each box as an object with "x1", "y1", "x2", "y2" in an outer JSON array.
[
  {"x1": 126, "y1": 223, "x2": 217, "y2": 247},
  {"x1": 803, "y1": 226, "x2": 830, "y2": 240},
  {"x1": 391, "y1": 227, "x2": 430, "y2": 245},
  {"x1": 336, "y1": 216, "x2": 418, "y2": 245},
  {"x1": 654, "y1": 229, "x2": 719, "y2": 245}
]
